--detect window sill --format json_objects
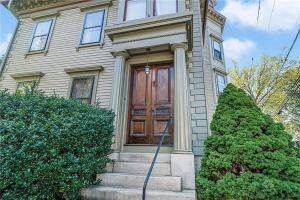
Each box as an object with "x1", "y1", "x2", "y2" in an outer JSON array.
[
  {"x1": 76, "y1": 42, "x2": 104, "y2": 51},
  {"x1": 213, "y1": 57, "x2": 224, "y2": 64},
  {"x1": 25, "y1": 50, "x2": 48, "y2": 57}
]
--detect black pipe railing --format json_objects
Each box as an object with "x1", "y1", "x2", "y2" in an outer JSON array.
[{"x1": 142, "y1": 116, "x2": 173, "y2": 200}]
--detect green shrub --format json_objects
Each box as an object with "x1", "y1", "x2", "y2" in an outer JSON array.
[
  {"x1": 196, "y1": 84, "x2": 300, "y2": 200},
  {"x1": 0, "y1": 91, "x2": 114, "y2": 200}
]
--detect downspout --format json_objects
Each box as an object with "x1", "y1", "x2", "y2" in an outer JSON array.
[{"x1": 0, "y1": 0, "x2": 19, "y2": 78}]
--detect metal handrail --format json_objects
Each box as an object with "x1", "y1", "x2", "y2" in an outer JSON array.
[{"x1": 142, "y1": 116, "x2": 173, "y2": 200}]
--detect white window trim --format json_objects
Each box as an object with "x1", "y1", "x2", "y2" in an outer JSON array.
[
  {"x1": 76, "y1": 7, "x2": 108, "y2": 51},
  {"x1": 26, "y1": 16, "x2": 57, "y2": 56},
  {"x1": 211, "y1": 38, "x2": 224, "y2": 62}
]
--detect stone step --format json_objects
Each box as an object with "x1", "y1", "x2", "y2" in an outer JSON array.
[
  {"x1": 97, "y1": 173, "x2": 181, "y2": 192},
  {"x1": 81, "y1": 186, "x2": 196, "y2": 200},
  {"x1": 113, "y1": 161, "x2": 171, "y2": 176},
  {"x1": 119, "y1": 152, "x2": 171, "y2": 163}
]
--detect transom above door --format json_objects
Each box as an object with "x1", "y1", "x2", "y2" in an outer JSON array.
[{"x1": 127, "y1": 63, "x2": 174, "y2": 145}]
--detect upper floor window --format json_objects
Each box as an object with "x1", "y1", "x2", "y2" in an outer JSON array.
[
  {"x1": 81, "y1": 10, "x2": 105, "y2": 45},
  {"x1": 124, "y1": 0, "x2": 178, "y2": 21},
  {"x1": 30, "y1": 20, "x2": 53, "y2": 52},
  {"x1": 125, "y1": 0, "x2": 147, "y2": 21},
  {"x1": 216, "y1": 73, "x2": 226, "y2": 95},
  {"x1": 213, "y1": 40, "x2": 223, "y2": 61},
  {"x1": 70, "y1": 76, "x2": 95, "y2": 104},
  {"x1": 154, "y1": 0, "x2": 177, "y2": 16}
]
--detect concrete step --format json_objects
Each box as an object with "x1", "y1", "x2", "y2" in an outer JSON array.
[
  {"x1": 119, "y1": 152, "x2": 171, "y2": 163},
  {"x1": 81, "y1": 186, "x2": 196, "y2": 200},
  {"x1": 113, "y1": 161, "x2": 171, "y2": 176},
  {"x1": 97, "y1": 173, "x2": 181, "y2": 192}
]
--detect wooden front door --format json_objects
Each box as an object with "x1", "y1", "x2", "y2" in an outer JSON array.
[{"x1": 127, "y1": 64, "x2": 174, "y2": 145}]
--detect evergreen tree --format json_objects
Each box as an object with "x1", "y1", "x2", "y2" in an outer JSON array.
[{"x1": 196, "y1": 84, "x2": 300, "y2": 200}]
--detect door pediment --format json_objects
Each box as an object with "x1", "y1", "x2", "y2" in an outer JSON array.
[{"x1": 105, "y1": 12, "x2": 193, "y2": 54}]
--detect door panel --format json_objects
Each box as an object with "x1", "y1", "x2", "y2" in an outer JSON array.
[
  {"x1": 127, "y1": 64, "x2": 174, "y2": 145},
  {"x1": 151, "y1": 65, "x2": 173, "y2": 145},
  {"x1": 155, "y1": 68, "x2": 169, "y2": 104},
  {"x1": 133, "y1": 70, "x2": 147, "y2": 105},
  {"x1": 130, "y1": 120, "x2": 146, "y2": 136},
  {"x1": 128, "y1": 68, "x2": 150, "y2": 143}
]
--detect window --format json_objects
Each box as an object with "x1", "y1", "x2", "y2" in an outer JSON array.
[
  {"x1": 16, "y1": 81, "x2": 37, "y2": 94},
  {"x1": 125, "y1": 0, "x2": 147, "y2": 21},
  {"x1": 70, "y1": 76, "x2": 95, "y2": 104},
  {"x1": 213, "y1": 40, "x2": 223, "y2": 61},
  {"x1": 81, "y1": 10, "x2": 105, "y2": 45},
  {"x1": 124, "y1": 0, "x2": 178, "y2": 21},
  {"x1": 30, "y1": 20, "x2": 53, "y2": 52},
  {"x1": 216, "y1": 74, "x2": 226, "y2": 95},
  {"x1": 154, "y1": 0, "x2": 177, "y2": 16}
]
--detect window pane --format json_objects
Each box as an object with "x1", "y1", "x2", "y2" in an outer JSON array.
[
  {"x1": 213, "y1": 41, "x2": 222, "y2": 60},
  {"x1": 126, "y1": 0, "x2": 146, "y2": 20},
  {"x1": 214, "y1": 49, "x2": 222, "y2": 60},
  {"x1": 71, "y1": 77, "x2": 94, "y2": 103},
  {"x1": 30, "y1": 36, "x2": 47, "y2": 51},
  {"x1": 81, "y1": 27, "x2": 101, "y2": 44},
  {"x1": 35, "y1": 20, "x2": 52, "y2": 36},
  {"x1": 155, "y1": 0, "x2": 177, "y2": 16},
  {"x1": 16, "y1": 81, "x2": 36, "y2": 94},
  {"x1": 217, "y1": 74, "x2": 226, "y2": 94},
  {"x1": 85, "y1": 11, "x2": 104, "y2": 28},
  {"x1": 213, "y1": 41, "x2": 221, "y2": 51}
]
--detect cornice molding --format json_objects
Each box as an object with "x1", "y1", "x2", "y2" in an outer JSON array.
[
  {"x1": 111, "y1": 51, "x2": 130, "y2": 59},
  {"x1": 171, "y1": 43, "x2": 188, "y2": 51},
  {"x1": 105, "y1": 12, "x2": 193, "y2": 41},
  {"x1": 11, "y1": 0, "x2": 112, "y2": 15},
  {"x1": 209, "y1": 33, "x2": 223, "y2": 42},
  {"x1": 207, "y1": 7, "x2": 226, "y2": 30},
  {"x1": 10, "y1": 71, "x2": 45, "y2": 80},
  {"x1": 64, "y1": 65, "x2": 103, "y2": 74},
  {"x1": 213, "y1": 67, "x2": 228, "y2": 75}
]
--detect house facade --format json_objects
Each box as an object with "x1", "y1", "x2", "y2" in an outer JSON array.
[{"x1": 0, "y1": 0, "x2": 226, "y2": 199}]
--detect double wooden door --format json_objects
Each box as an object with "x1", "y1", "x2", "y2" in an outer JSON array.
[{"x1": 127, "y1": 64, "x2": 174, "y2": 145}]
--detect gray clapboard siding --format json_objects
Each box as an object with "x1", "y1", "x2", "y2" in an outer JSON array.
[{"x1": 0, "y1": 1, "x2": 119, "y2": 108}]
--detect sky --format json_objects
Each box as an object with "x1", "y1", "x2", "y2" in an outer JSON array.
[
  {"x1": 0, "y1": 4, "x2": 17, "y2": 57},
  {"x1": 216, "y1": 0, "x2": 300, "y2": 68},
  {"x1": 0, "y1": 0, "x2": 300, "y2": 68}
]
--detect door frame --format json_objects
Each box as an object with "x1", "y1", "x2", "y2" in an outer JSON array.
[
  {"x1": 118, "y1": 52, "x2": 174, "y2": 151},
  {"x1": 126, "y1": 62, "x2": 174, "y2": 145}
]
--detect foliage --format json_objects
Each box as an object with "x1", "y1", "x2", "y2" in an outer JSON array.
[
  {"x1": 0, "y1": 91, "x2": 114, "y2": 200},
  {"x1": 229, "y1": 55, "x2": 300, "y2": 135},
  {"x1": 282, "y1": 76, "x2": 300, "y2": 140},
  {"x1": 196, "y1": 84, "x2": 300, "y2": 200}
]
